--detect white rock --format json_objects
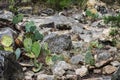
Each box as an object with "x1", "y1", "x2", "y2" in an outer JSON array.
[
  {"x1": 75, "y1": 66, "x2": 88, "y2": 77},
  {"x1": 52, "y1": 61, "x2": 72, "y2": 76},
  {"x1": 37, "y1": 74, "x2": 54, "y2": 80},
  {"x1": 70, "y1": 54, "x2": 84, "y2": 65},
  {"x1": 0, "y1": 10, "x2": 14, "y2": 19},
  {"x1": 111, "y1": 61, "x2": 120, "y2": 67},
  {"x1": 66, "y1": 75, "x2": 77, "y2": 79},
  {"x1": 53, "y1": 67, "x2": 65, "y2": 76}
]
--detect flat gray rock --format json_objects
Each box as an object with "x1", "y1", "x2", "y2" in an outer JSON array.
[
  {"x1": 70, "y1": 54, "x2": 84, "y2": 65},
  {"x1": 43, "y1": 34, "x2": 72, "y2": 53},
  {"x1": 52, "y1": 61, "x2": 72, "y2": 76}
]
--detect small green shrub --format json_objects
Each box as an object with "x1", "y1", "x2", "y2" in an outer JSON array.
[
  {"x1": 89, "y1": 41, "x2": 103, "y2": 49},
  {"x1": 45, "y1": 54, "x2": 64, "y2": 65},
  {"x1": 12, "y1": 14, "x2": 23, "y2": 24},
  {"x1": 72, "y1": 0, "x2": 88, "y2": 8},
  {"x1": 47, "y1": 0, "x2": 71, "y2": 10},
  {"x1": 109, "y1": 28, "x2": 118, "y2": 36},
  {"x1": 85, "y1": 8, "x2": 99, "y2": 20},
  {"x1": 11, "y1": 13, "x2": 48, "y2": 72},
  {"x1": 104, "y1": 14, "x2": 120, "y2": 47},
  {"x1": 85, "y1": 50, "x2": 95, "y2": 66},
  {"x1": 23, "y1": 21, "x2": 64, "y2": 72},
  {"x1": 8, "y1": 0, "x2": 20, "y2": 14},
  {"x1": 104, "y1": 14, "x2": 120, "y2": 27},
  {"x1": 7, "y1": 0, "x2": 88, "y2": 11},
  {"x1": 47, "y1": 0, "x2": 88, "y2": 10},
  {"x1": 23, "y1": 21, "x2": 45, "y2": 72},
  {"x1": 25, "y1": 21, "x2": 44, "y2": 41}
]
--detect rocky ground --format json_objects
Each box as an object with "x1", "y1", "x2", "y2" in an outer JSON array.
[{"x1": 0, "y1": 0, "x2": 120, "y2": 80}]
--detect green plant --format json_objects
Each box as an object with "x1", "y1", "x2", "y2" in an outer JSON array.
[
  {"x1": 41, "y1": 43, "x2": 64, "y2": 66},
  {"x1": 11, "y1": 13, "x2": 50, "y2": 72},
  {"x1": 0, "y1": 4, "x2": 52, "y2": 72},
  {"x1": 12, "y1": 14, "x2": 23, "y2": 24},
  {"x1": 7, "y1": 0, "x2": 88, "y2": 11},
  {"x1": 104, "y1": 14, "x2": 120, "y2": 27},
  {"x1": 89, "y1": 41, "x2": 103, "y2": 49},
  {"x1": 47, "y1": 0, "x2": 88, "y2": 10},
  {"x1": 1, "y1": 35, "x2": 14, "y2": 52},
  {"x1": 47, "y1": 0, "x2": 71, "y2": 10},
  {"x1": 84, "y1": 41, "x2": 103, "y2": 66},
  {"x1": 11, "y1": 13, "x2": 44, "y2": 71},
  {"x1": 23, "y1": 21, "x2": 44, "y2": 72},
  {"x1": 15, "y1": 48, "x2": 21, "y2": 60},
  {"x1": 104, "y1": 14, "x2": 120, "y2": 47},
  {"x1": 0, "y1": 11, "x2": 24, "y2": 58},
  {"x1": 23, "y1": 37, "x2": 42, "y2": 72},
  {"x1": 8, "y1": 0, "x2": 19, "y2": 14},
  {"x1": 72, "y1": 0, "x2": 88, "y2": 9},
  {"x1": 45, "y1": 54, "x2": 64, "y2": 65},
  {"x1": 23, "y1": 21, "x2": 63, "y2": 72},
  {"x1": 25, "y1": 21, "x2": 44, "y2": 41},
  {"x1": 86, "y1": 8, "x2": 99, "y2": 19},
  {"x1": 109, "y1": 28, "x2": 118, "y2": 36},
  {"x1": 85, "y1": 50, "x2": 95, "y2": 66},
  {"x1": 23, "y1": 38, "x2": 33, "y2": 53}
]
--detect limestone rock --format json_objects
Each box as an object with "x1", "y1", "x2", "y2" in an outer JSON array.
[
  {"x1": 97, "y1": 52, "x2": 111, "y2": 61},
  {"x1": 66, "y1": 75, "x2": 77, "y2": 80},
  {"x1": 27, "y1": 15, "x2": 76, "y2": 29},
  {"x1": 111, "y1": 61, "x2": 120, "y2": 67},
  {"x1": 52, "y1": 61, "x2": 72, "y2": 76},
  {"x1": 75, "y1": 66, "x2": 88, "y2": 77},
  {"x1": 70, "y1": 54, "x2": 84, "y2": 65},
  {"x1": 0, "y1": 10, "x2": 13, "y2": 19},
  {"x1": 43, "y1": 34, "x2": 72, "y2": 53}
]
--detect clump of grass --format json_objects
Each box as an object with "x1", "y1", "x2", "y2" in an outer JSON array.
[{"x1": 104, "y1": 14, "x2": 120, "y2": 47}]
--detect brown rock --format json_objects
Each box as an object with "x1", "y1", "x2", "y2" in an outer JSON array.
[
  {"x1": 75, "y1": 66, "x2": 88, "y2": 77},
  {"x1": 95, "y1": 57, "x2": 113, "y2": 68},
  {"x1": 102, "y1": 65, "x2": 117, "y2": 74}
]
